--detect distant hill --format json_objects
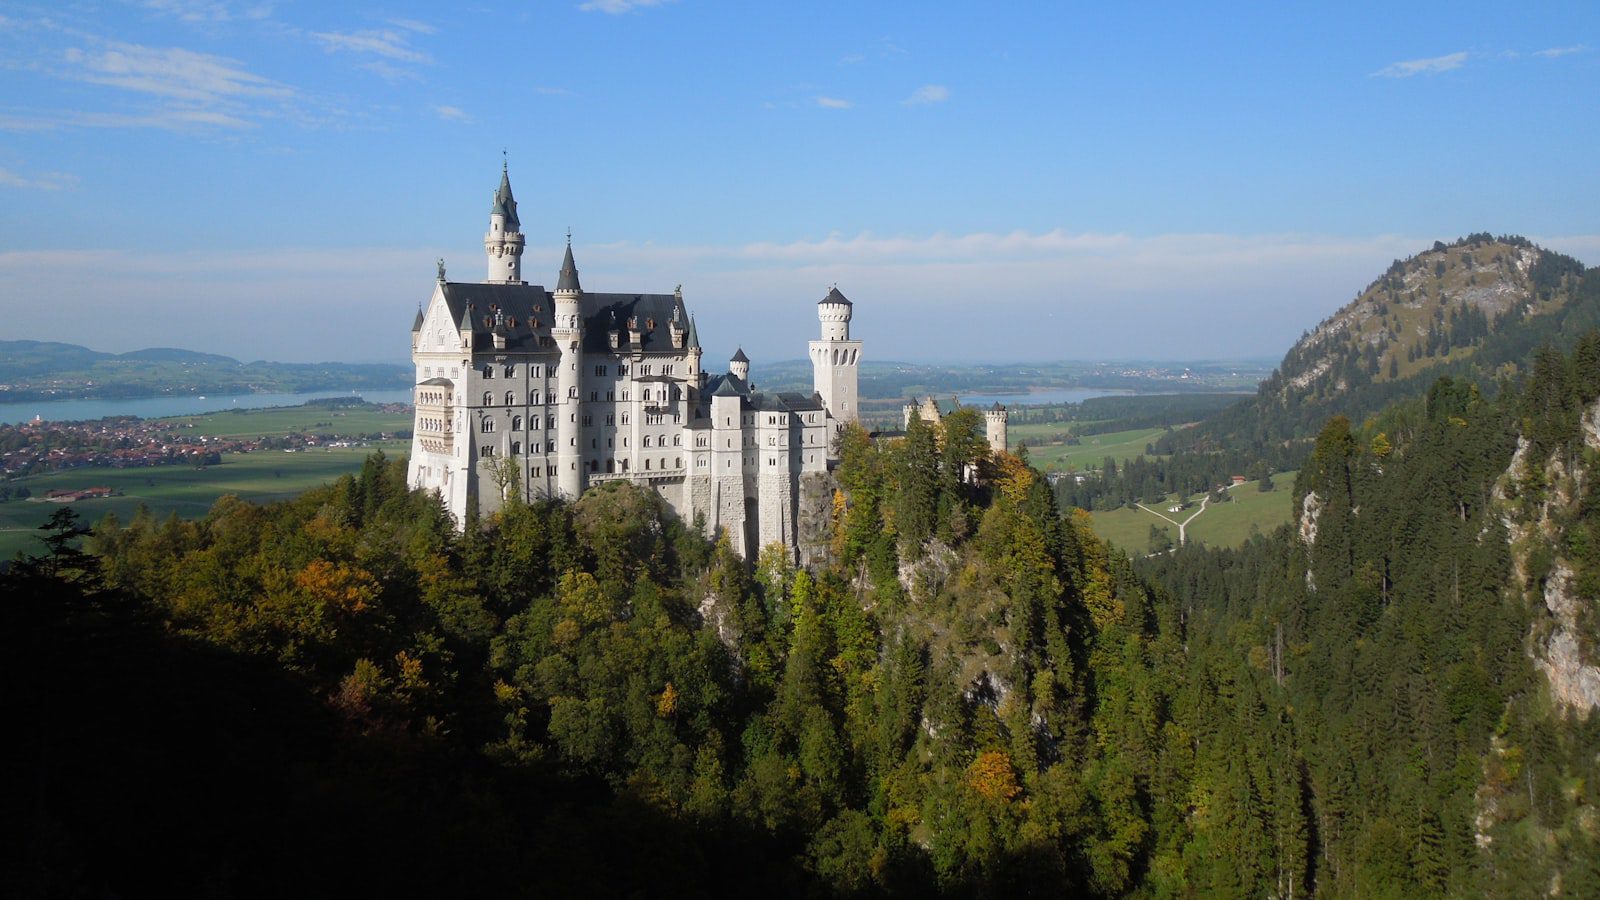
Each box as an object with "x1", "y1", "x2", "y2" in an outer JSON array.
[
  {"x1": 0, "y1": 340, "x2": 411, "y2": 402},
  {"x1": 1166, "y1": 233, "x2": 1599, "y2": 457}
]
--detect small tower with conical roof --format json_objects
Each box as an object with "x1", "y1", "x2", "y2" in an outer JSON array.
[
  {"x1": 729, "y1": 347, "x2": 750, "y2": 383},
  {"x1": 484, "y1": 161, "x2": 525, "y2": 284},
  {"x1": 984, "y1": 403, "x2": 1009, "y2": 454},
  {"x1": 811, "y1": 286, "x2": 862, "y2": 440},
  {"x1": 552, "y1": 237, "x2": 584, "y2": 499}
]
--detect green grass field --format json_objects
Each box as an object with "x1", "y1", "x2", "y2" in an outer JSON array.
[
  {"x1": 1019, "y1": 426, "x2": 1170, "y2": 471},
  {"x1": 0, "y1": 443, "x2": 407, "y2": 561},
  {"x1": 156, "y1": 405, "x2": 411, "y2": 439},
  {"x1": 1080, "y1": 470, "x2": 1299, "y2": 554}
]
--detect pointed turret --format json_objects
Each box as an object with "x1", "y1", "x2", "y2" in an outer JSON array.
[
  {"x1": 485, "y1": 161, "x2": 525, "y2": 283},
  {"x1": 729, "y1": 347, "x2": 750, "y2": 382},
  {"x1": 490, "y1": 161, "x2": 519, "y2": 228},
  {"x1": 557, "y1": 239, "x2": 582, "y2": 293},
  {"x1": 412, "y1": 305, "x2": 425, "y2": 332},
  {"x1": 685, "y1": 316, "x2": 701, "y2": 351}
]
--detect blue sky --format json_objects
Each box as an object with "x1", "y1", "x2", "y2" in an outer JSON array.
[{"x1": 2, "y1": 1, "x2": 1597, "y2": 365}]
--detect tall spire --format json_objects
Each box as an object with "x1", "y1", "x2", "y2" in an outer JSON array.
[
  {"x1": 490, "y1": 160, "x2": 519, "y2": 228},
  {"x1": 685, "y1": 315, "x2": 700, "y2": 351},
  {"x1": 557, "y1": 234, "x2": 581, "y2": 292}
]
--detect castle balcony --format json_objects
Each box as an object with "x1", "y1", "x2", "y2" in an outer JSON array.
[{"x1": 586, "y1": 467, "x2": 686, "y2": 486}]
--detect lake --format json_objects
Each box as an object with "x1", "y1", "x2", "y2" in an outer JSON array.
[{"x1": 0, "y1": 389, "x2": 416, "y2": 425}]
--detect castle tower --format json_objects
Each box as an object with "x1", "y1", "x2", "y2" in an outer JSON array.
[
  {"x1": 810, "y1": 287, "x2": 861, "y2": 437},
  {"x1": 484, "y1": 162, "x2": 525, "y2": 284},
  {"x1": 985, "y1": 403, "x2": 1009, "y2": 454},
  {"x1": 729, "y1": 347, "x2": 750, "y2": 383},
  {"x1": 685, "y1": 316, "x2": 703, "y2": 387},
  {"x1": 552, "y1": 239, "x2": 584, "y2": 499}
]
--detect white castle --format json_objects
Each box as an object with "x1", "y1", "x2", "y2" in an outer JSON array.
[{"x1": 407, "y1": 164, "x2": 862, "y2": 557}]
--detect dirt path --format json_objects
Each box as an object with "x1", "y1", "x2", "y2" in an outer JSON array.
[{"x1": 1135, "y1": 495, "x2": 1209, "y2": 546}]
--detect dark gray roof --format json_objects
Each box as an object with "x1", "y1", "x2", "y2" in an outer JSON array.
[
  {"x1": 490, "y1": 165, "x2": 519, "y2": 228},
  {"x1": 731, "y1": 347, "x2": 749, "y2": 363},
  {"x1": 419, "y1": 376, "x2": 453, "y2": 387},
  {"x1": 991, "y1": 402, "x2": 1005, "y2": 412},
  {"x1": 437, "y1": 281, "x2": 685, "y2": 355},
  {"x1": 820, "y1": 286, "x2": 851, "y2": 305},
  {"x1": 778, "y1": 392, "x2": 826, "y2": 411},
  {"x1": 412, "y1": 307, "x2": 425, "y2": 332},
  {"x1": 557, "y1": 242, "x2": 581, "y2": 292},
  {"x1": 712, "y1": 377, "x2": 743, "y2": 398},
  {"x1": 685, "y1": 315, "x2": 700, "y2": 351}
]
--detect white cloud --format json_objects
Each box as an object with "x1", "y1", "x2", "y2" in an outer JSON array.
[
  {"x1": 433, "y1": 104, "x2": 470, "y2": 122},
  {"x1": 63, "y1": 42, "x2": 290, "y2": 103},
  {"x1": 1372, "y1": 51, "x2": 1468, "y2": 78},
  {"x1": 310, "y1": 29, "x2": 430, "y2": 64},
  {"x1": 387, "y1": 18, "x2": 436, "y2": 35},
  {"x1": 904, "y1": 84, "x2": 949, "y2": 106},
  {"x1": 816, "y1": 96, "x2": 852, "y2": 109},
  {"x1": 141, "y1": 0, "x2": 274, "y2": 23},
  {"x1": 578, "y1": 0, "x2": 671, "y2": 14},
  {"x1": 0, "y1": 166, "x2": 78, "y2": 190},
  {"x1": 1535, "y1": 45, "x2": 1586, "y2": 58}
]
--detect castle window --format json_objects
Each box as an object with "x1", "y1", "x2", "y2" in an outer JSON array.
[
  {"x1": 568, "y1": 387, "x2": 577, "y2": 398},
  {"x1": 606, "y1": 459, "x2": 615, "y2": 473},
  {"x1": 675, "y1": 457, "x2": 681, "y2": 468},
  {"x1": 642, "y1": 364, "x2": 651, "y2": 375},
  {"x1": 617, "y1": 364, "x2": 626, "y2": 375},
  {"x1": 532, "y1": 365, "x2": 541, "y2": 378},
  {"x1": 483, "y1": 391, "x2": 492, "y2": 406},
  {"x1": 644, "y1": 436, "x2": 652, "y2": 447},
  {"x1": 482, "y1": 365, "x2": 493, "y2": 378},
  {"x1": 608, "y1": 438, "x2": 613, "y2": 448},
  {"x1": 645, "y1": 459, "x2": 651, "y2": 470},
  {"x1": 511, "y1": 441, "x2": 521, "y2": 455},
  {"x1": 606, "y1": 414, "x2": 615, "y2": 426},
  {"x1": 590, "y1": 391, "x2": 598, "y2": 402},
  {"x1": 530, "y1": 416, "x2": 540, "y2": 430},
  {"x1": 595, "y1": 365, "x2": 606, "y2": 376},
  {"x1": 504, "y1": 364, "x2": 515, "y2": 378},
  {"x1": 673, "y1": 435, "x2": 681, "y2": 446},
  {"x1": 621, "y1": 413, "x2": 629, "y2": 425},
  {"x1": 583, "y1": 415, "x2": 592, "y2": 426},
  {"x1": 607, "y1": 390, "x2": 614, "y2": 401},
  {"x1": 589, "y1": 460, "x2": 598, "y2": 472},
  {"x1": 512, "y1": 415, "x2": 523, "y2": 431},
  {"x1": 481, "y1": 419, "x2": 495, "y2": 433},
  {"x1": 505, "y1": 391, "x2": 515, "y2": 406},
  {"x1": 480, "y1": 447, "x2": 495, "y2": 458},
  {"x1": 621, "y1": 391, "x2": 629, "y2": 401}
]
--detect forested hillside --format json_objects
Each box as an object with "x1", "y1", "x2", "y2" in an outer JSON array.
[
  {"x1": 1139, "y1": 338, "x2": 1600, "y2": 896},
  {"x1": 7, "y1": 341, "x2": 1600, "y2": 896},
  {"x1": 1163, "y1": 235, "x2": 1599, "y2": 459}
]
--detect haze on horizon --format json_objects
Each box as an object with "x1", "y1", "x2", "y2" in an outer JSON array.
[{"x1": 2, "y1": 1, "x2": 1597, "y2": 366}]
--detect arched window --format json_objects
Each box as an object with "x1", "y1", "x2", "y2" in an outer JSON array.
[
  {"x1": 645, "y1": 458, "x2": 651, "y2": 470},
  {"x1": 482, "y1": 391, "x2": 492, "y2": 406},
  {"x1": 510, "y1": 441, "x2": 521, "y2": 455},
  {"x1": 481, "y1": 419, "x2": 495, "y2": 433},
  {"x1": 644, "y1": 435, "x2": 652, "y2": 447},
  {"x1": 505, "y1": 391, "x2": 515, "y2": 406},
  {"x1": 511, "y1": 415, "x2": 522, "y2": 431}
]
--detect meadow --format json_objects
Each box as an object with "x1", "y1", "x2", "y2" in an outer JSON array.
[
  {"x1": 1, "y1": 442, "x2": 408, "y2": 561},
  {"x1": 156, "y1": 404, "x2": 410, "y2": 439},
  {"x1": 1016, "y1": 425, "x2": 1171, "y2": 470},
  {"x1": 1081, "y1": 470, "x2": 1298, "y2": 554}
]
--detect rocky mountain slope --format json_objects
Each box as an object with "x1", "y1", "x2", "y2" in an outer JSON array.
[{"x1": 1166, "y1": 234, "x2": 1596, "y2": 457}]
